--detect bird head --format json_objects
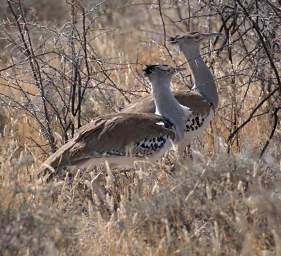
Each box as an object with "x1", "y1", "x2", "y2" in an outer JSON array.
[
  {"x1": 143, "y1": 64, "x2": 183, "y2": 83},
  {"x1": 168, "y1": 31, "x2": 220, "y2": 51}
]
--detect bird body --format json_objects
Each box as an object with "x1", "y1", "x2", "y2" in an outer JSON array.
[
  {"x1": 123, "y1": 32, "x2": 219, "y2": 151},
  {"x1": 143, "y1": 65, "x2": 193, "y2": 143},
  {"x1": 122, "y1": 91, "x2": 210, "y2": 116},
  {"x1": 38, "y1": 113, "x2": 175, "y2": 177},
  {"x1": 122, "y1": 91, "x2": 213, "y2": 144}
]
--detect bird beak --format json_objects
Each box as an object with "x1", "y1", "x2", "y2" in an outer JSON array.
[
  {"x1": 168, "y1": 38, "x2": 176, "y2": 44},
  {"x1": 174, "y1": 66, "x2": 185, "y2": 72},
  {"x1": 201, "y1": 32, "x2": 221, "y2": 38},
  {"x1": 168, "y1": 36, "x2": 180, "y2": 45}
]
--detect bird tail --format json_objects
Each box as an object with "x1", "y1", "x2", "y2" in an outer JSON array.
[{"x1": 37, "y1": 140, "x2": 74, "y2": 182}]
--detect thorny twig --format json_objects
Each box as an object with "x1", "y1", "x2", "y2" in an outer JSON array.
[
  {"x1": 7, "y1": 0, "x2": 56, "y2": 152},
  {"x1": 260, "y1": 107, "x2": 280, "y2": 158},
  {"x1": 227, "y1": 87, "x2": 279, "y2": 144},
  {"x1": 157, "y1": 0, "x2": 192, "y2": 89}
]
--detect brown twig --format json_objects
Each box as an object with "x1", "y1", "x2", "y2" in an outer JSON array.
[
  {"x1": 227, "y1": 87, "x2": 279, "y2": 144},
  {"x1": 259, "y1": 107, "x2": 280, "y2": 158}
]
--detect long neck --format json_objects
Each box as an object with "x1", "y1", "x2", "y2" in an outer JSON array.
[
  {"x1": 182, "y1": 47, "x2": 219, "y2": 109},
  {"x1": 151, "y1": 78, "x2": 186, "y2": 141}
]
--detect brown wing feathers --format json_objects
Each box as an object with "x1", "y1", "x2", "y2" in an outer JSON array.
[
  {"x1": 38, "y1": 113, "x2": 175, "y2": 176},
  {"x1": 122, "y1": 91, "x2": 211, "y2": 116}
]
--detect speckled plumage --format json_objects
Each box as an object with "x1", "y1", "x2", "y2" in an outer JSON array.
[
  {"x1": 182, "y1": 109, "x2": 214, "y2": 144},
  {"x1": 135, "y1": 134, "x2": 169, "y2": 156},
  {"x1": 185, "y1": 115, "x2": 206, "y2": 132},
  {"x1": 95, "y1": 134, "x2": 170, "y2": 157},
  {"x1": 122, "y1": 91, "x2": 214, "y2": 143},
  {"x1": 38, "y1": 113, "x2": 176, "y2": 178}
]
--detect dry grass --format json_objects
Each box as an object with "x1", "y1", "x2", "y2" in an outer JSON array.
[
  {"x1": 1, "y1": 137, "x2": 280, "y2": 255},
  {"x1": 0, "y1": 1, "x2": 281, "y2": 255}
]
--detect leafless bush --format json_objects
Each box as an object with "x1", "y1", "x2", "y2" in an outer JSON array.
[{"x1": 0, "y1": 0, "x2": 137, "y2": 154}]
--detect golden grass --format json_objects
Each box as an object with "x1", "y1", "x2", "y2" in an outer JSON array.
[{"x1": 1, "y1": 136, "x2": 280, "y2": 255}]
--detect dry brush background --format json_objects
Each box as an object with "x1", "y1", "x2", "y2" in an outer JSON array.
[{"x1": 0, "y1": 0, "x2": 281, "y2": 255}]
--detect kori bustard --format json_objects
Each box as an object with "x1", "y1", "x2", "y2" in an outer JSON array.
[
  {"x1": 123, "y1": 32, "x2": 220, "y2": 149},
  {"x1": 38, "y1": 66, "x2": 186, "y2": 179},
  {"x1": 144, "y1": 64, "x2": 191, "y2": 142}
]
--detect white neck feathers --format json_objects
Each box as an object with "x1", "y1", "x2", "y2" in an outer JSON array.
[
  {"x1": 182, "y1": 47, "x2": 219, "y2": 108},
  {"x1": 151, "y1": 78, "x2": 187, "y2": 141}
]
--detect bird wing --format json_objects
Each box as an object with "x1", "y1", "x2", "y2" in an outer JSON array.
[
  {"x1": 69, "y1": 113, "x2": 175, "y2": 158},
  {"x1": 121, "y1": 95, "x2": 155, "y2": 113},
  {"x1": 121, "y1": 91, "x2": 211, "y2": 117},
  {"x1": 38, "y1": 113, "x2": 175, "y2": 177}
]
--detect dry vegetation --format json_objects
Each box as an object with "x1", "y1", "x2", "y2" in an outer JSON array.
[{"x1": 0, "y1": 0, "x2": 281, "y2": 255}]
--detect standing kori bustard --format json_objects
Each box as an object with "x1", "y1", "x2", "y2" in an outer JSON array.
[
  {"x1": 38, "y1": 66, "x2": 188, "y2": 179},
  {"x1": 123, "y1": 32, "x2": 220, "y2": 152}
]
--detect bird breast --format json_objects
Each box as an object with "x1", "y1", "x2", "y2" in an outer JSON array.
[{"x1": 184, "y1": 109, "x2": 214, "y2": 140}]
